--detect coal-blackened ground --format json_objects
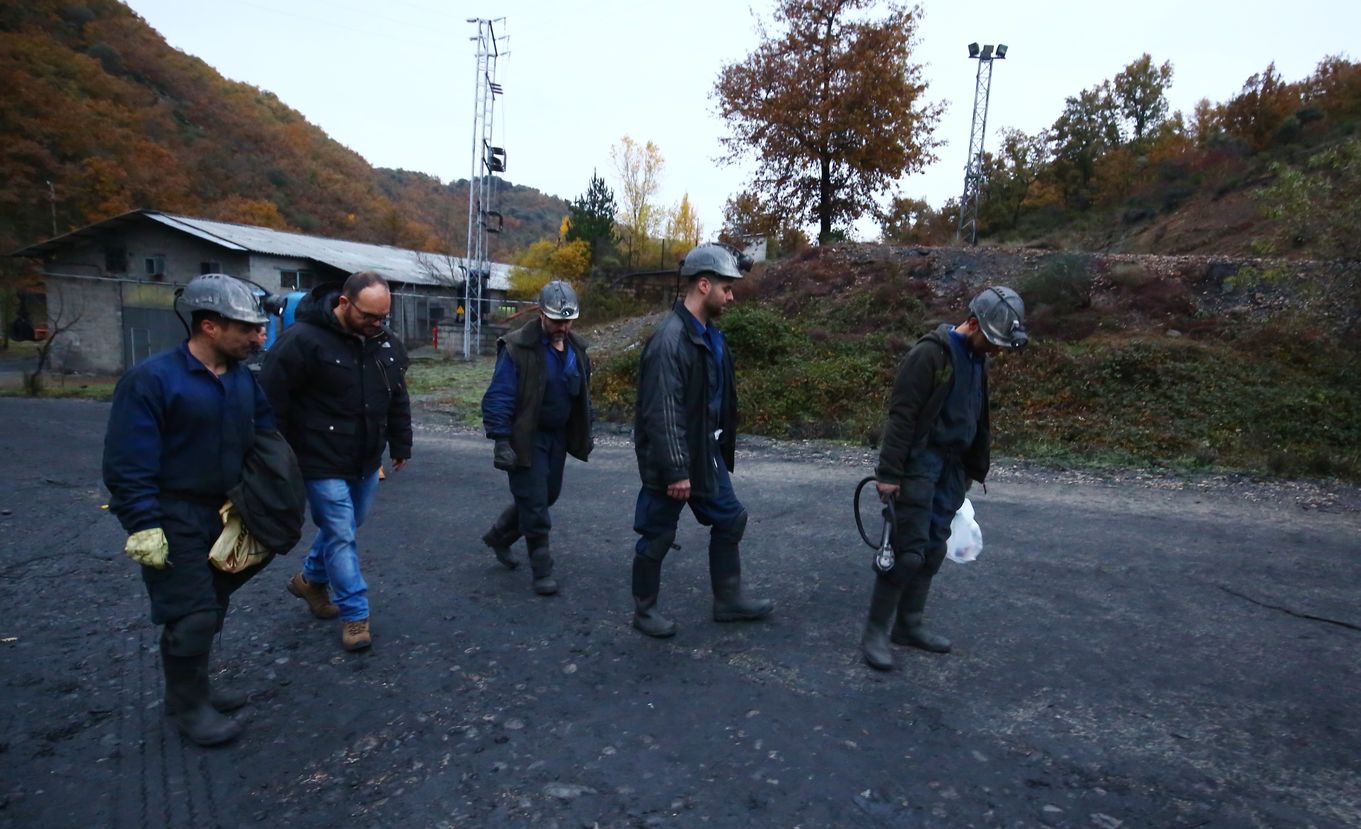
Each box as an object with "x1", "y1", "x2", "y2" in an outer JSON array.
[{"x1": 1, "y1": 397, "x2": 1358, "y2": 829}]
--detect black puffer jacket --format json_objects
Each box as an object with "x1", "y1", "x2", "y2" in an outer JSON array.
[
  {"x1": 259, "y1": 286, "x2": 412, "y2": 480},
  {"x1": 633, "y1": 302, "x2": 737, "y2": 496}
]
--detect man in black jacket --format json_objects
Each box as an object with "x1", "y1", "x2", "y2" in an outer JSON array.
[
  {"x1": 861, "y1": 286, "x2": 1028, "y2": 671},
  {"x1": 259, "y1": 271, "x2": 412, "y2": 652},
  {"x1": 480, "y1": 280, "x2": 593, "y2": 595},
  {"x1": 630, "y1": 244, "x2": 773, "y2": 638}
]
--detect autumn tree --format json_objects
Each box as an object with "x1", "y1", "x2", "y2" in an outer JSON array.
[
  {"x1": 1113, "y1": 54, "x2": 1174, "y2": 142},
  {"x1": 213, "y1": 196, "x2": 292, "y2": 230},
  {"x1": 666, "y1": 193, "x2": 703, "y2": 248},
  {"x1": 714, "y1": 0, "x2": 941, "y2": 243},
  {"x1": 1217, "y1": 62, "x2": 1301, "y2": 149},
  {"x1": 564, "y1": 171, "x2": 617, "y2": 266},
  {"x1": 1190, "y1": 98, "x2": 1219, "y2": 147},
  {"x1": 507, "y1": 238, "x2": 591, "y2": 299},
  {"x1": 980, "y1": 128, "x2": 1049, "y2": 231},
  {"x1": 720, "y1": 190, "x2": 809, "y2": 257},
  {"x1": 1049, "y1": 84, "x2": 1121, "y2": 205},
  {"x1": 879, "y1": 196, "x2": 931, "y2": 244},
  {"x1": 609, "y1": 136, "x2": 664, "y2": 267},
  {"x1": 1304, "y1": 56, "x2": 1361, "y2": 121}
]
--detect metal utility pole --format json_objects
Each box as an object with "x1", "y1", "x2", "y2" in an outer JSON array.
[
  {"x1": 463, "y1": 17, "x2": 508, "y2": 360},
  {"x1": 957, "y1": 42, "x2": 1007, "y2": 246},
  {"x1": 46, "y1": 180, "x2": 57, "y2": 237}
]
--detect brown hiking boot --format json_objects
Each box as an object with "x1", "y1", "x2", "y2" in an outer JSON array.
[
  {"x1": 341, "y1": 618, "x2": 371, "y2": 652},
  {"x1": 288, "y1": 572, "x2": 339, "y2": 620}
]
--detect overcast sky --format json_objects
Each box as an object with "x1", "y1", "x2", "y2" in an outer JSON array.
[{"x1": 121, "y1": 0, "x2": 1359, "y2": 243}]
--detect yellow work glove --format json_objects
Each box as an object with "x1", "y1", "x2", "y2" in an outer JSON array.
[{"x1": 125, "y1": 527, "x2": 170, "y2": 569}]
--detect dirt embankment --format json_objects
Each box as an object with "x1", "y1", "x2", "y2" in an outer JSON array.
[{"x1": 584, "y1": 243, "x2": 1349, "y2": 356}]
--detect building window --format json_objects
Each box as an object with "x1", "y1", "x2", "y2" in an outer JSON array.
[
  {"x1": 200, "y1": 261, "x2": 222, "y2": 274},
  {"x1": 280, "y1": 270, "x2": 313, "y2": 290},
  {"x1": 144, "y1": 255, "x2": 166, "y2": 276},
  {"x1": 104, "y1": 247, "x2": 127, "y2": 273}
]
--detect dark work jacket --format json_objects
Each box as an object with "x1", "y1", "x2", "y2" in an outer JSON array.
[
  {"x1": 258, "y1": 286, "x2": 412, "y2": 480},
  {"x1": 876, "y1": 324, "x2": 991, "y2": 487},
  {"x1": 103, "y1": 343, "x2": 275, "y2": 533},
  {"x1": 227, "y1": 429, "x2": 306, "y2": 554},
  {"x1": 482, "y1": 317, "x2": 593, "y2": 467},
  {"x1": 634, "y1": 302, "x2": 738, "y2": 497}
]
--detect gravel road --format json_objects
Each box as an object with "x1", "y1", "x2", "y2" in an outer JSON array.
[{"x1": 1, "y1": 397, "x2": 1358, "y2": 829}]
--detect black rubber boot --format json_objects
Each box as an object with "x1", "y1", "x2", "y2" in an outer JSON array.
[
  {"x1": 891, "y1": 576, "x2": 951, "y2": 653},
  {"x1": 162, "y1": 652, "x2": 243, "y2": 746},
  {"x1": 861, "y1": 576, "x2": 902, "y2": 671},
  {"x1": 711, "y1": 577, "x2": 775, "y2": 622},
  {"x1": 708, "y1": 512, "x2": 774, "y2": 622},
  {"x1": 482, "y1": 506, "x2": 521, "y2": 570},
  {"x1": 165, "y1": 683, "x2": 249, "y2": 715},
  {"x1": 631, "y1": 555, "x2": 676, "y2": 638},
  {"x1": 528, "y1": 543, "x2": 558, "y2": 596}
]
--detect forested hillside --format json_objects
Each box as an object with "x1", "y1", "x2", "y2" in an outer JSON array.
[
  {"x1": 0, "y1": 0, "x2": 565, "y2": 263},
  {"x1": 883, "y1": 54, "x2": 1361, "y2": 260}
]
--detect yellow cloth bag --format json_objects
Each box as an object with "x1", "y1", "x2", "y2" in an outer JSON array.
[{"x1": 209, "y1": 500, "x2": 272, "y2": 573}]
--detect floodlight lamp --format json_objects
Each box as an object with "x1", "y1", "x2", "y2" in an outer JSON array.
[
  {"x1": 996, "y1": 44, "x2": 1008, "y2": 58},
  {"x1": 968, "y1": 42, "x2": 980, "y2": 58},
  {"x1": 980, "y1": 44, "x2": 994, "y2": 59}
]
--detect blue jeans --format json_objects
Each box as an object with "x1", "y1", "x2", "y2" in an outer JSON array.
[{"x1": 302, "y1": 471, "x2": 380, "y2": 621}]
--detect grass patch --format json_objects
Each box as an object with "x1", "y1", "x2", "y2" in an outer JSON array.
[
  {"x1": 996, "y1": 335, "x2": 1360, "y2": 478},
  {"x1": 0, "y1": 373, "x2": 118, "y2": 400},
  {"x1": 591, "y1": 305, "x2": 1361, "y2": 482},
  {"x1": 405, "y1": 357, "x2": 495, "y2": 426}
]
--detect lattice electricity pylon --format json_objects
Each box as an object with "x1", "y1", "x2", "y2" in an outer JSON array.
[
  {"x1": 463, "y1": 17, "x2": 507, "y2": 360},
  {"x1": 957, "y1": 42, "x2": 1007, "y2": 246}
]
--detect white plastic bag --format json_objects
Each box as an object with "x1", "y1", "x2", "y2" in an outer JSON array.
[{"x1": 946, "y1": 497, "x2": 983, "y2": 563}]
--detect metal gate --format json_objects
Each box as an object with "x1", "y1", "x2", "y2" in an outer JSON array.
[
  {"x1": 121, "y1": 282, "x2": 183, "y2": 369},
  {"x1": 122, "y1": 307, "x2": 184, "y2": 368}
]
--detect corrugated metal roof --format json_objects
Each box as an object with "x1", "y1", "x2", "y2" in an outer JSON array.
[
  {"x1": 154, "y1": 212, "x2": 511, "y2": 290},
  {"x1": 143, "y1": 213, "x2": 250, "y2": 251}
]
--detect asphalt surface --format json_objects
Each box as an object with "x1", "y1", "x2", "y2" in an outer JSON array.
[{"x1": 1, "y1": 397, "x2": 1359, "y2": 829}]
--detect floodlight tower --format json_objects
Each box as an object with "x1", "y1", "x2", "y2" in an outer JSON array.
[
  {"x1": 464, "y1": 17, "x2": 508, "y2": 360},
  {"x1": 957, "y1": 42, "x2": 1007, "y2": 246}
]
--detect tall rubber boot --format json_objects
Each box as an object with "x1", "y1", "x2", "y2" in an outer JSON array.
[
  {"x1": 711, "y1": 577, "x2": 775, "y2": 622},
  {"x1": 163, "y1": 651, "x2": 243, "y2": 746},
  {"x1": 166, "y1": 612, "x2": 249, "y2": 714},
  {"x1": 708, "y1": 512, "x2": 774, "y2": 622},
  {"x1": 164, "y1": 672, "x2": 249, "y2": 714},
  {"x1": 528, "y1": 542, "x2": 558, "y2": 596},
  {"x1": 631, "y1": 555, "x2": 676, "y2": 638},
  {"x1": 891, "y1": 575, "x2": 951, "y2": 653},
  {"x1": 482, "y1": 505, "x2": 521, "y2": 570},
  {"x1": 861, "y1": 576, "x2": 902, "y2": 671}
]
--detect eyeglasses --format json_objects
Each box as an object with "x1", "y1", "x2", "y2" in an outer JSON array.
[{"x1": 348, "y1": 304, "x2": 389, "y2": 323}]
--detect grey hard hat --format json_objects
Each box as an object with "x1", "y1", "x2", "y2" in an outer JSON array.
[
  {"x1": 969, "y1": 286, "x2": 1029, "y2": 349},
  {"x1": 179, "y1": 273, "x2": 269, "y2": 325},
  {"x1": 538, "y1": 280, "x2": 580, "y2": 320},
  {"x1": 679, "y1": 243, "x2": 744, "y2": 280}
]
